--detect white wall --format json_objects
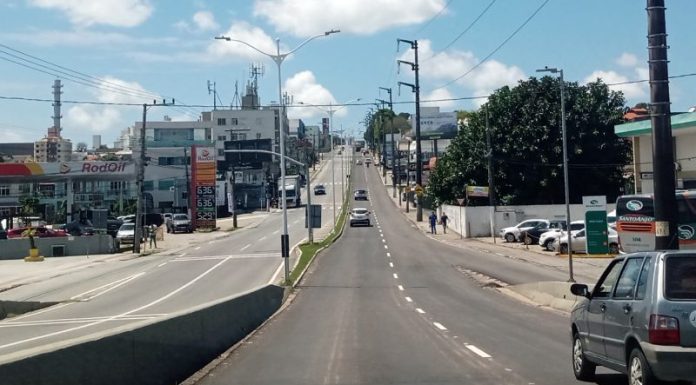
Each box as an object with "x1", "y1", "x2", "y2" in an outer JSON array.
[{"x1": 438, "y1": 203, "x2": 617, "y2": 238}]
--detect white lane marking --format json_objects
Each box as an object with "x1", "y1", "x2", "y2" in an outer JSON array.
[
  {"x1": 273, "y1": 230, "x2": 279, "y2": 235},
  {"x1": 397, "y1": 285, "x2": 404, "y2": 291},
  {"x1": 0, "y1": 256, "x2": 232, "y2": 351},
  {"x1": 157, "y1": 262, "x2": 167, "y2": 268},
  {"x1": 433, "y1": 322, "x2": 448, "y2": 331},
  {"x1": 180, "y1": 252, "x2": 187, "y2": 256},
  {"x1": 405, "y1": 296, "x2": 413, "y2": 303},
  {"x1": 8, "y1": 302, "x2": 72, "y2": 321},
  {"x1": 466, "y1": 344, "x2": 492, "y2": 358},
  {"x1": 416, "y1": 308, "x2": 426, "y2": 314},
  {"x1": 69, "y1": 272, "x2": 146, "y2": 302},
  {"x1": 259, "y1": 236, "x2": 267, "y2": 241},
  {"x1": 389, "y1": 262, "x2": 394, "y2": 268},
  {"x1": 0, "y1": 314, "x2": 164, "y2": 328},
  {"x1": 386, "y1": 252, "x2": 391, "y2": 257},
  {"x1": 241, "y1": 244, "x2": 251, "y2": 251},
  {"x1": 173, "y1": 253, "x2": 280, "y2": 262},
  {"x1": 382, "y1": 239, "x2": 386, "y2": 243},
  {"x1": 384, "y1": 245, "x2": 388, "y2": 249},
  {"x1": 495, "y1": 252, "x2": 505, "y2": 257},
  {"x1": 393, "y1": 273, "x2": 398, "y2": 279},
  {"x1": 195, "y1": 246, "x2": 201, "y2": 250}
]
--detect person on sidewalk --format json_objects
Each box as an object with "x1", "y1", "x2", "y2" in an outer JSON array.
[
  {"x1": 440, "y1": 212, "x2": 449, "y2": 234},
  {"x1": 149, "y1": 224, "x2": 158, "y2": 249},
  {"x1": 429, "y1": 212, "x2": 438, "y2": 234}
]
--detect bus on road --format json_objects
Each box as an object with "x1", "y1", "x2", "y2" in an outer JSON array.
[{"x1": 616, "y1": 191, "x2": 696, "y2": 253}]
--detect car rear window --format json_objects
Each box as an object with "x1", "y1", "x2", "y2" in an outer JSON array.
[
  {"x1": 173, "y1": 215, "x2": 188, "y2": 220},
  {"x1": 665, "y1": 256, "x2": 696, "y2": 300},
  {"x1": 353, "y1": 209, "x2": 368, "y2": 214}
]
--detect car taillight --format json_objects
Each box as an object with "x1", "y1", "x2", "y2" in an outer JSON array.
[{"x1": 649, "y1": 314, "x2": 680, "y2": 345}]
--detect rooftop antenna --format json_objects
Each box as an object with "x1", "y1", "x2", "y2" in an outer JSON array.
[
  {"x1": 207, "y1": 80, "x2": 217, "y2": 110},
  {"x1": 231, "y1": 80, "x2": 241, "y2": 110}
]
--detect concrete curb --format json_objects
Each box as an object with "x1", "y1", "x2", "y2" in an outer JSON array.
[{"x1": 502, "y1": 281, "x2": 581, "y2": 313}]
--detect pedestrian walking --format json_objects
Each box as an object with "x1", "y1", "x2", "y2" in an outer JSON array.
[
  {"x1": 440, "y1": 212, "x2": 449, "y2": 234},
  {"x1": 429, "y1": 211, "x2": 437, "y2": 234},
  {"x1": 149, "y1": 224, "x2": 158, "y2": 249}
]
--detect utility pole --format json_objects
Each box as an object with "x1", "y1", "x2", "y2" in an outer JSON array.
[
  {"x1": 647, "y1": 0, "x2": 678, "y2": 249},
  {"x1": 184, "y1": 147, "x2": 190, "y2": 216},
  {"x1": 376, "y1": 99, "x2": 389, "y2": 179},
  {"x1": 380, "y1": 87, "x2": 396, "y2": 197},
  {"x1": 397, "y1": 38, "x2": 423, "y2": 221},
  {"x1": 135, "y1": 99, "x2": 175, "y2": 254},
  {"x1": 485, "y1": 106, "x2": 496, "y2": 244}
]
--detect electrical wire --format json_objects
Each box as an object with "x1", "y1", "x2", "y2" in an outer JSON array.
[
  {"x1": 413, "y1": 0, "x2": 452, "y2": 35},
  {"x1": 430, "y1": 0, "x2": 550, "y2": 92}
]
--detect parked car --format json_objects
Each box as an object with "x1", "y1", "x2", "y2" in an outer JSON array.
[
  {"x1": 115, "y1": 223, "x2": 135, "y2": 245},
  {"x1": 519, "y1": 219, "x2": 566, "y2": 245},
  {"x1": 364, "y1": 157, "x2": 371, "y2": 165},
  {"x1": 499, "y1": 219, "x2": 549, "y2": 243},
  {"x1": 554, "y1": 228, "x2": 619, "y2": 254},
  {"x1": 167, "y1": 214, "x2": 192, "y2": 233},
  {"x1": 570, "y1": 251, "x2": 696, "y2": 384},
  {"x1": 349, "y1": 208, "x2": 371, "y2": 227},
  {"x1": 356, "y1": 159, "x2": 363, "y2": 165},
  {"x1": 7, "y1": 226, "x2": 67, "y2": 238},
  {"x1": 539, "y1": 220, "x2": 585, "y2": 251},
  {"x1": 353, "y1": 189, "x2": 368, "y2": 200},
  {"x1": 106, "y1": 217, "x2": 123, "y2": 238},
  {"x1": 314, "y1": 184, "x2": 326, "y2": 195}
]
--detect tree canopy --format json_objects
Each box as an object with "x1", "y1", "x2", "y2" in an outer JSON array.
[{"x1": 427, "y1": 77, "x2": 631, "y2": 206}]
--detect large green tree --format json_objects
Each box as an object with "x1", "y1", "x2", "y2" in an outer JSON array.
[{"x1": 428, "y1": 77, "x2": 631, "y2": 206}]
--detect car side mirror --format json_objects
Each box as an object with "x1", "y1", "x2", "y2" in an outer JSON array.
[{"x1": 570, "y1": 283, "x2": 590, "y2": 298}]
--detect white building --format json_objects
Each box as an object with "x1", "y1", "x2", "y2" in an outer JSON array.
[
  {"x1": 34, "y1": 135, "x2": 72, "y2": 162},
  {"x1": 209, "y1": 107, "x2": 284, "y2": 162}
]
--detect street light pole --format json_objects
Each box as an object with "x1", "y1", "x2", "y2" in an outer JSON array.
[
  {"x1": 216, "y1": 29, "x2": 339, "y2": 284},
  {"x1": 537, "y1": 66, "x2": 573, "y2": 282},
  {"x1": 379, "y1": 87, "x2": 396, "y2": 198}
]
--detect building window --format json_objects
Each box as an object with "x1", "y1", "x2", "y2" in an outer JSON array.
[
  {"x1": 0, "y1": 185, "x2": 9, "y2": 196},
  {"x1": 217, "y1": 135, "x2": 226, "y2": 141},
  {"x1": 217, "y1": 118, "x2": 226, "y2": 126},
  {"x1": 144, "y1": 181, "x2": 154, "y2": 191},
  {"x1": 230, "y1": 133, "x2": 239, "y2": 141},
  {"x1": 231, "y1": 118, "x2": 238, "y2": 125},
  {"x1": 218, "y1": 149, "x2": 225, "y2": 157},
  {"x1": 256, "y1": 133, "x2": 262, "y2": 140},
  {"x1": 239, "y1": 133, "x2": 247, "y2": 140},
  {"x1": 158, "y1": 180, "x2": 175, "y2": 191}
]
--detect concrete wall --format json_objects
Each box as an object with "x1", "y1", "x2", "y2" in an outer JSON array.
[
  {"x1": 0, "y1": 285, "x2": 285, "y2": 385},
  {"x1": 439, "y1": 203, "x2": 617, "y2": 238},
  {"x1": 0, "y1": 234, "x2": 114, "y2": 260}
]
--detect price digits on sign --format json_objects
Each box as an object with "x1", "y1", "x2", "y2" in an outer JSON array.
[{"x1": 197, "y1": 186, "x2": 214, "y2": 195}]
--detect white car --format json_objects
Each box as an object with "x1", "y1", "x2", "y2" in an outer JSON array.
[
  {"x1": 554, "y1": 228, "x2": 619, "y2": 254},
  {"x1": 115, "y1": 223, "x2": 135, "y2": 245},
  {"x1": 500, "y1": 219, "x2": 549, "y2": 243},
  {"x1": 349, "y1": 208, "x2": 371, "y2": 227},
  {"x1": 356, "y1": 159, "x2": 363, "y2": 165},
  {"x1": 538, "y1": 220, "x2": 585, "y2": 251}
]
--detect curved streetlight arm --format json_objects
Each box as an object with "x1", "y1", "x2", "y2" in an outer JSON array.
[
  {"x1": 215, "y1": 36, "x2": 275, "y2": 58},
  {"x1": 286, "y1": 29, "x2": 340, "y2": 57},
  {"x1": 216, "y1": 29, "x2": 339, "y2": 61}
]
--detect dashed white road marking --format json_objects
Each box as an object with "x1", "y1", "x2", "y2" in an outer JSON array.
[
  {"x1": 382, "y1": 239, "x2": 386, "y2": 243},
  {"x1": 195, "y1": 246, "x2": 201, "y2": 250},
  {"x1": 495, "y1": 252, "x2": 505, "y2": 257},
  {"x1": 416, "y1": 308, "x2": 425, "y2": 314},
  {"x1": 157, "y1": 262, "x2": 167, "y2": 268},
  {"x1": 397, "y1": 285, "x2": 404, "y2": 291},
  {"x1": 259, "y1": 236, "x2": 267, "y2": 241},
  {"x1": 433, "y1": 322, "x2": 448, "y2": 331},
  {"x1": 389, "y1": 262, "x2": 394, "y2": 268},
  {"x1": 273, "y1": 230, "x2": 279, "y2": 235},
  {"x1": 384, "y1": 245, "x2": 388, "y2": 250},
  {"x1": 386, "y1": 252, "x2": 391, "y2": 257},
  {"x1": 405, "y1": 296, "x2": 413, "y2": 302},
  {"x1": 240, "y1": 244, "x2": 251, "y2": 251},
  {"x1": 466, "y1": 344, "x2": 492, "y2": 358},
  {"x1": 393, "y1": 273, "x2": 399, "y2": 279}
]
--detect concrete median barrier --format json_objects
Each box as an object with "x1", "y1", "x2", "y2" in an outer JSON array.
[
  {"x1": 504, "y1": 281, "x2": 584, "y2": 313},
  {"x1": 0, "y1": 284, "x2": 285, "y2": 385}
]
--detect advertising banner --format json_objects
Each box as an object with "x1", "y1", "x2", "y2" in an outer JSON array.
[
  {"x1": 413, "y1": 110, "x2": 458, "y2": 140},
  {"x1": 191, "y1": 146, "x2": 217, "y2": 230},
  {"x1": 0, "y1": 161, "x2": 135, "y2": 181},
  {"x1": 466, "y1": 186, "x2": 489, "y2": 198},
  {"x1": 583, "y1": 195, "x2": 609, "y2": 254}
]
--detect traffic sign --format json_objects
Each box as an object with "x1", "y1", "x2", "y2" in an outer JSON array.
[
  {"x1": 457, "y1": 198, "x2": 465, "y2": 206},
  {"x1": 414, "y1": 184, "x2": 424, "y2": 196}
]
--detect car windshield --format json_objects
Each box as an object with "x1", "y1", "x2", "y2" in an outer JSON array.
[
  {"x1": 120, "y1": 223, "x2": 134, "y2": 230},
  {"x1": 173, "y1": 214, "x2": 188, "y2": 220},
  {"x1": 353, "y1": 209, "x2": 368, "y2": 215}
]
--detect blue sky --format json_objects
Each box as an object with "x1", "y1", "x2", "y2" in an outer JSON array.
[{"x1": 1, "y1": 0, "x2": 695, "y2": 147}]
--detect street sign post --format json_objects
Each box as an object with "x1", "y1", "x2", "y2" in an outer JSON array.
[{"x1": 583, "y1": 196, "x2": 609, "y2": 254}]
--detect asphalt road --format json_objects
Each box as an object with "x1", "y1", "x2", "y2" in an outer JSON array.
[
  {"x1": 0, "y1": 149, "x2": 352, "y2": 362},
  {"x1": 196, "y1": 160, "x2": 628, "y2": 385}
]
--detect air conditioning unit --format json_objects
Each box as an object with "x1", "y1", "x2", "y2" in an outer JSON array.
[{"x1": 51, "y1": 245, "x2": 65, "y2": 257}]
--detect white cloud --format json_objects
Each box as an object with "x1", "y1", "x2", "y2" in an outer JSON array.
[
  {"x1": 207, "y1": 21, "x2": 281, "y2": 61},
  {"x1": 28, "y1": 0, "x2": 153, "y2": 27},
  {"x1": 253, "y1": 0, "x2": 446, "y2": 36},
  {"x1": 616, "y1": 52, "x2": 639, "y2": 67},
  {"x1": 0, "y1": 128, "x2": 30, "y2": 142},
  {"x1": 423, "y1": 88, "x2": 456, "y2": 109},
  {"x1": 64, "y1": 77, "x2": 159, "y2": 139},
  {"x1": 583, "y1": 70, "x2": 647, "y2": 99},
  {"x1": 284, "y1": 71, "x2": 342, "y2": 120},
  {"x1": 1, "y1": 29, "x2": 177, "y2": 47},
  {"x1": 193, "y1": 11, "x2": 219, "y2": 31},
  {"x1": 408, "y1": 40, "x2": 525, "y2": 99}
]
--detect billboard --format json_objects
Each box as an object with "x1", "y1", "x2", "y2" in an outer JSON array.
[
  {"x1": 0, "y1": 161, "x2": 135, "y2": 182},
  {"x1": 412, "y1": 110, "x2": 458, "y2": 140},
  {"x1": 191, "y1": 146, "x2": 217, "y2": 230}
]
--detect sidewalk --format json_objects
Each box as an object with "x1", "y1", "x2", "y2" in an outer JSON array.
[{"x1": 377, "y1": 167, "x2": 609, "y2": 313}]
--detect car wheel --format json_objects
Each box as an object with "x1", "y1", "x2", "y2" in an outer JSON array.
[
  {"x1": 560, "y1": 243, "x2": 569, "y2": 255},
  {"x1": 504, "y1": 233, "x2": 515, "y2": 243},
  {"x1": 572, "y1": 332, "x2": 596, "y2": 381},
  {"x1": 628, "y1": 348, "x2": 657, "y2": 385},
  {"x1": 543, "y1": 240, "x2": 554, "y2": 251},
  {"x1": 609, "y1": 243, "x2": 619, "y2": 254},
  {"x1": 523, "y1": 235, "x2": 534, "y2": 245}
]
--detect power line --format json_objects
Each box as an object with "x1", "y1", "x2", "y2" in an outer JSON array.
[
  {"x1": 424, "y1": 0, "x2": 497, "y2": 62},
  {"x1": 431, "y1": 0, "x2": 550, "y2": 92},
  {"x1": 413, "y1": 0, "x2": 452, "y2": 35},
  {"x1": 606, "y1": 72, "x2": 696, "y2": 86}
]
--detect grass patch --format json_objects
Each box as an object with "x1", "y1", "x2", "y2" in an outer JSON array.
[{"x1": 288, "y1": 180, "x2": 352, "y2": 285}]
